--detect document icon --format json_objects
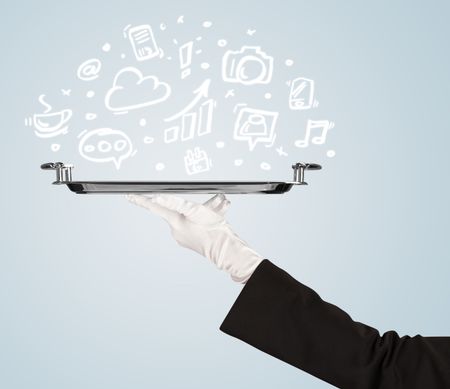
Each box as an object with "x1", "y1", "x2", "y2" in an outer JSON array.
[{"x1": 126, "y1": 24, "x2": 160, "y2": 61}]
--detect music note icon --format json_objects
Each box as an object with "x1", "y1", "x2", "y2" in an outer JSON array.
[{"x1": 295, "y1": 120, "x2": 334, "y2": 148}]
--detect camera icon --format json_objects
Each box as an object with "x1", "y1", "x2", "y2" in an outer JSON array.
[{"x1": 222, "y1": 46, "x2": 274, "y2": 85}]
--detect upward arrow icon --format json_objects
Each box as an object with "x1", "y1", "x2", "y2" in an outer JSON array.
[{"x1": 164, "y1": 79, "x2": 211, "y2": 122}]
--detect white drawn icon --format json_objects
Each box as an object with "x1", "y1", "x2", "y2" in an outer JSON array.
[
  {"x1": 225, "y1": 89, "x2": 235, "y2": 98},
  {"x1": 247, "y1": 29, "x2": 256, "y2": 36},
  {"x1": 105, "y1": 67, "x2": 171, "y2": 114},
  {"x1": 295, "y1": 119, "x2": 335, "y2": 148},
  {"x1": 78, "y1": 128, "x2": 136, "y2": 169},
  {"x1": 184, "y1": 147, "x2": 212, "y2": 175},
  {"x1": 285, "y1": 59, "x2": 294, "y2": 67},
  {"x1": 124, "y1": 24, "x2": 161, "y2": 61},
  {"x1": 222, "y1": 46, "x2": 273, "y2": 85},
  {"x1": 233, "y1": 105, "x2": 278, "y2": 151},
  {"x1": 77, "y1": 59, "x2": 102, "y2": 81},
  {"x1": 218, "y1": 39, "x2": 227, "y2": 47},
  {"x1": 276, "y1": 146, "x2": 288, "y2": 156},
  {"x1": 51, "y1": 143, "x2": 60, "y2": 152},
  {"x1": 163, "y1": 79, "x2": 215, "y2": 143},
  {"x1": 260, "y1": 162, "x2": 271, "y2": 170},
  {"x1": 25, "y1": 94, "x2": 72, "y2": 138},
  {"x1": 61, "y1": 89, "x2": 71, "y2": 96},
  {"x1": 179, "y1": 41, "x2": 193, "y2": 78},
  {"x1": 288, "y1": 77, "x2": 318, "y2": 110}
]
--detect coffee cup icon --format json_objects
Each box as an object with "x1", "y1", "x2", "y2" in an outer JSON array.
[
  {"x1": 33, "y1": 110, "x2": 72, "y2": 138},
  {"x1": 25, "y1": 95, "x2": 73, "y2": 138}
]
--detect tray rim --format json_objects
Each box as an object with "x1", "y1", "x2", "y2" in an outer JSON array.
[{"x1": 64, "y1": 181, "x2": 297, "y2": 194}]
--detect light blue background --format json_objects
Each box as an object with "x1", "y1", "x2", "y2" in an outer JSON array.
[{"x1": 1, "y1": 1, "x2": 449, "y2": 388}]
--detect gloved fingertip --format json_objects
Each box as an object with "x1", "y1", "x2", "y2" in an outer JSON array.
[
  {"x1": 218, "y1": 194, "x2": 230, "y2": 204},
  {"x1": 211, "y1": 193, "x2": 225, "y2": 208},
  {"x1": 215, "y1": 198, "x2": 231, "y2": 216},
  {"x1": 126, "y1": 194, "x2": 157, "y2": 206},
  {"x1": 125, "y1": 194, "x2": 137, "y2": 203}
]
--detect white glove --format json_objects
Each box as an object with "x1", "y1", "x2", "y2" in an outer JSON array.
[{"x1": 126, "y1": 193, "x2": 263, "y2": 283}]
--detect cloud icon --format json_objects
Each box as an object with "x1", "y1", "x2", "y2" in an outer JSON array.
[{"x1": 105, "y1": 67, "x2": 171, "y2": 113}]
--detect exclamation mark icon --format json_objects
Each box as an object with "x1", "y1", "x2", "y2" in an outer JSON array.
[{"x1": 179, "y1": 41, "x2": 193, "y2": 79}]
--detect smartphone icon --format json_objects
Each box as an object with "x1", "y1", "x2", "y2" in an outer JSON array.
[
  {"x1": 289, "y1": 77, "x2": 315, "y2": 110},
  {"x1": 127, "y1": 24, "x2": 160, "y2": 61}
]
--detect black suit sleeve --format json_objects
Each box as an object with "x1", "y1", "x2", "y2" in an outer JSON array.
[{"x1": 220, "y1": 259, "x2": 450, "y2": 389}]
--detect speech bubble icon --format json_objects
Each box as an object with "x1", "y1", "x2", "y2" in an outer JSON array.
[
  {"x1": 233, "y1": 107, "x2": 278, "y2": 151},
  {"x1": 78, "y1": 127, "x2": 135, "y2": 169}
]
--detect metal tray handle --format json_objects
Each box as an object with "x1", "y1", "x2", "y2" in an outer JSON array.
[
  {"x1": 292, "y1": 163, "x2": 322, "y2": 184},
  {"x1": 40, "y1": 162, "x2": 73, "y2": 183}
]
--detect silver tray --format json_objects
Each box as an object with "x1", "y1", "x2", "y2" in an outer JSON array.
[{"x1": 41, "y1": 162, "x2": 321, "y2": 194}]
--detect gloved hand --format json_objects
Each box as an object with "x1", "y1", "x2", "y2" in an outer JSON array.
[{"x1": 126, "y1": 193, "x2": 263, "y2": 283}]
